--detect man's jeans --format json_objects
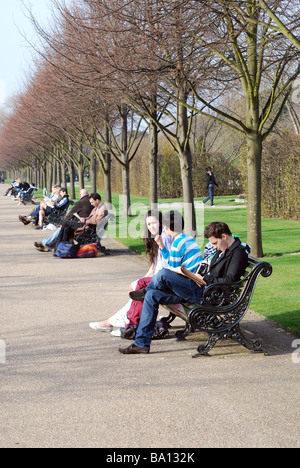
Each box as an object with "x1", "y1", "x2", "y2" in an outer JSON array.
[
  {"x1": 203, "y1": 184, "x2": 215, "y2": 206},
  {"x1": 42, "y1": 228, "x2": 61, "y2": 248},
  {"x1": 133, "y1": 269, "x2": 205, "y2": 350},
  {"x1": 29, "y1": 204, "x2": 41, "y2": 222}
]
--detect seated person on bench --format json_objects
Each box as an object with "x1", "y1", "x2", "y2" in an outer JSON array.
[
  {"x1": 19, "y1": 185, "x2": 61, "y2": 226},
  {"x1": 34, "y1": 189, "x2": 93, "y2": 252},
  {"x1": 7, "y1": 179, "x2": 28, "y2": 197},
  {"x1": 35, "y1": 187, "x2": 69, "y2": 229},
  {"x1": 16, "y1": 182, "x2": 37, "y2": 205},
  {"x1": 9, "y1": 179, "x2": 22, "y2": 197},
  {"x1": 119, "y1": 221, "x2": 249, "y2": 355},
  {"x1": 89, "y1": 209, "x2": 174, "y2": 335},
  {"x1": 54, "y1": 193, "x2": 108, "y2": 251},
  {"x1": 15, "y1": 181, "x2": 30, "y2": 199}
]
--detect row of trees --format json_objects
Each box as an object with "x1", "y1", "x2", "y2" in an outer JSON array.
[
  {"x1": 0, "y1": 0, "x2": 299, "y2": 256},
  {"x1": 100, "y1": 142, "x2": 245, "y2": 199}
]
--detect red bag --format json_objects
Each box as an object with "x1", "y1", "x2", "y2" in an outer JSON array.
[{"x1": 76, "y1": 244, "x2": 98, "y2": 258}]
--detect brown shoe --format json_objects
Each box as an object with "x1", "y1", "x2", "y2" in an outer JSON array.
[
  {"x1": 129, "y1": 289, "x2": 146, "y2": 301},
  {"x1": 119, "y1": 344, "x2": 150, "y2": 355},
  {"x1": 34, "y1": 242, "x2": 50, "y2": 252},
  {"x1": 19, "y1": 215, "x2": 31, "y2": 225}
]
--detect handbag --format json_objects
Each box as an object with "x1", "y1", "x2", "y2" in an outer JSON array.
[
  {"x1": 152, "y1": 320, "x2": 169, "y2": 340},
  {"x1": 121, "y1": 320, "x2": 169, "y2": 341}
]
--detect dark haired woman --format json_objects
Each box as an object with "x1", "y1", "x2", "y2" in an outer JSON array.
[{"x1": 89, "y1": 210, "x2": 172, "y2": 335}]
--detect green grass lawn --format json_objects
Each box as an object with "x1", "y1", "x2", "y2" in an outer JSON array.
[
  {"x1": 250, "y1": 255, "x2": 300, "y2": 336},
  {"x1": 29, "y1": 185, "x2": 299, "y2": 336}
]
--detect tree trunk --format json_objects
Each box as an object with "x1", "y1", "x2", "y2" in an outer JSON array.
[
  {"x1": 245, "y1": 11, "x2": 264, "y2": 258},
  {"x1": 48, "y1": 161, "x2": 53, "y2": 192},
  {"x1": 246, "y1": 131, "x2": 263, "y2": 258},
  {"x1": 121, "y1": 157, "x2": 131, "y2": 217},
  {"x1": 120, "y1": 105, "x2": 131, "y2": 217},
  {"x1": 287, "y1": 100, "x2": 300, "y2": 134},
  {"x1": 56, "y1": 160, "x2": 62, "y2": 187},
  {"x1": 178, "y1": 147, "x2": 197, "y2": 237},
  {"x1": 89, "y1": 154, "x2": 97, "y2": 193},
  {"x1": 61, "y1": 161, "x2": 66, "y2": 188},
  {"x1": 68, "y1": 162, "x2": 76, "y2": 199},
  {"x1": 42, "y1": 164, "x2": 47, "y2": 192},
  {"x1": 149, "y1": 119, "x2": 158, "y2": 208},
  {"x1": 78, "y1": 165, "x2": 85, "y2": 190},
  {"x1": 177, "y1": 99, "x2": 196, "y2": 236},
  {"x1": 104, "y1": 152, "x2": 112, "y2": 207},
  {"x1": 149, "y1": 89, "x2": 158, "y2": 208}
]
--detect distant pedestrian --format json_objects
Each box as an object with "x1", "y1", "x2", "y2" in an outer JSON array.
[{"x1": 202, "y1": 167, "x2": 218, "y2": 207}]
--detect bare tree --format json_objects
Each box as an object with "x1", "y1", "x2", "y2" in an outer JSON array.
[
  {"x1": 155, "y1": 0, "x2": 300, "y2": 256},
  {"x1": 72, "y1": 0, "x2": 210, "y2": 234},
  {"x1": 257, "y1": 0, "x2": 300, "y2": 51}
]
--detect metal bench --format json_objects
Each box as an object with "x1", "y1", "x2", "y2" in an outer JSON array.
[
  {"x1": 75, "y1": 213, "x2": 116, "y2": 254},
  {"x1": 162, "y1": 257, "x2": 273, "y2": 357},
  {"x1": 46, "y1": 200, "x2": 74, "y2": 226},
  {"x1": 19, "y1": 187, "x2": 37, "y2": 205}
]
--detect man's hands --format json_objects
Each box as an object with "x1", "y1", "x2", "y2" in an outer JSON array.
[
  {"x1": 155, "y1": 235, "x2": 165, "y2": 250},
  {"x1": 194, "y1": 273, "x2": 206, "y2": 286}
]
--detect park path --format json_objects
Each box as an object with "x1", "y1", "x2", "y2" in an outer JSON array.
[{"x1": 0, "y1": 185, "x2": 299, "y2": 448}]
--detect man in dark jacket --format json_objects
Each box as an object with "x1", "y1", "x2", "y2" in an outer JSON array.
[
  {"x1": 119, "y1": 222, "x2": 249, "y2": 354},
  {"x1": 54, "y1": 193, "x2": 108, "y2": 247},
  {"x1": 65, "y1": 189, "x2": 93, "y2": 221},
  {"x1": 201, "y1": 222, "x2": 249, "y2": 285}
]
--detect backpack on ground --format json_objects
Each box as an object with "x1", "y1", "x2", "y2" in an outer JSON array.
[{"x1": 55, "y1": 241, "x2": 79, "y2": 259}]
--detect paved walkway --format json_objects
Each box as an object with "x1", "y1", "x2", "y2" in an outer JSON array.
[
  {"x1": 0, "y1": 185, "x2": 299, "y2": 448},
  {"x1": 158, "y1": 201, "x2": 246, "y2": 209}
]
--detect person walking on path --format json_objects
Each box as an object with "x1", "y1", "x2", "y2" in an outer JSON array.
[{"x1": 202, "y1": 167, "x2": 218, "y2": 207}]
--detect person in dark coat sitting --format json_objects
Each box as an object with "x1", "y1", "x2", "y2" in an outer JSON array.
[
  {"x1": 64, "y1": 189, "x2": 93, "y2": 221},
  {"x1": 34, "y1": 189, "x2": 93, "y2": 252},
  {"x1": 54, "y1": 193, "x2": 108, "y2": 251}
]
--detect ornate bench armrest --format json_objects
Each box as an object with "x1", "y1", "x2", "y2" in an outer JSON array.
[{"x1": 202, "y1": 281, "x2": 243, "y2": 307}]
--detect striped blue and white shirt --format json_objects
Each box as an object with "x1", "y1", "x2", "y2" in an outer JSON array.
[{"x1": 160, "y1": 233, "x2": 203, "y2": 273}]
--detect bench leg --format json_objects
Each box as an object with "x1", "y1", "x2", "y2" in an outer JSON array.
[
  {"x1": 193, "y1": 333, "x2": 219, "y2": 357},
  {"x1": 230, "y1": 324, "x2": 263, "y2": 353},
  {"x1": 160, "y1": 312, "x2": 177, "y2": 326},
  {"x1": 175, "y1": 323, "x2": 193, "y2": 341},
  {"x1": 193, "y1": 324, "x2": 263, "y2": 358},
  {"x1": 97, "y1": 242, "x2": 111, "y2": 255}
]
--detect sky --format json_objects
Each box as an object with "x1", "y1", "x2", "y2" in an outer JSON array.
[{"x1": 0, "y1": 0, "x2": 53, "y2": 105}]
